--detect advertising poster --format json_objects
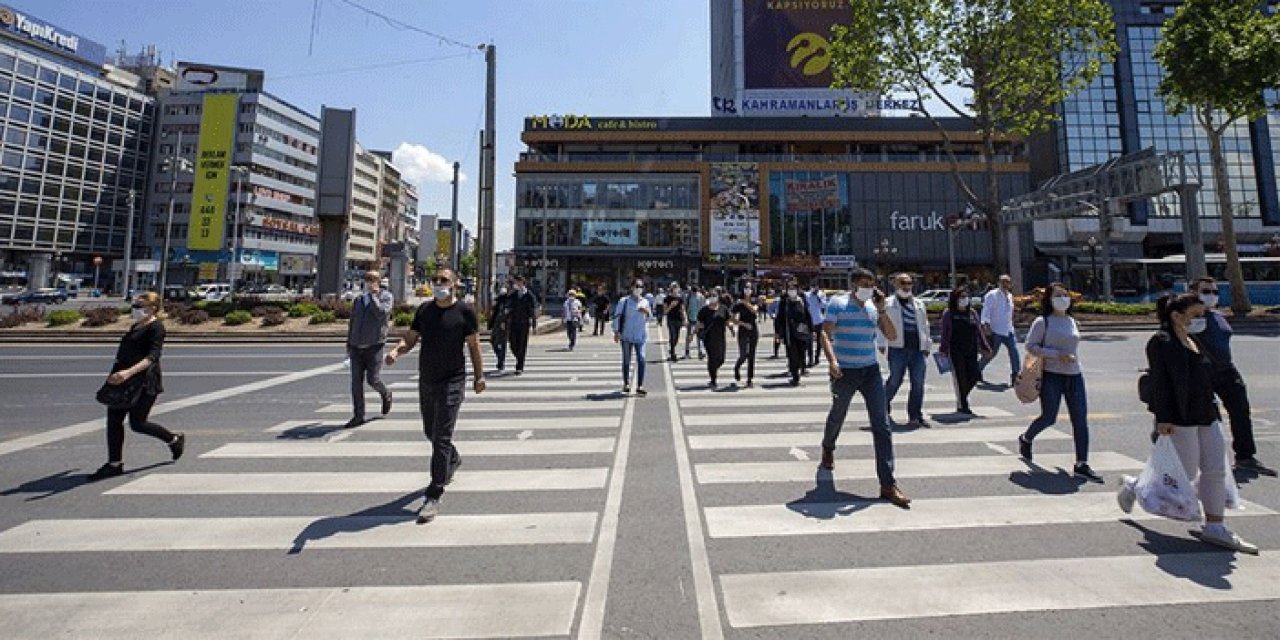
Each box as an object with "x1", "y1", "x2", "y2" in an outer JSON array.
[
  {"x1": 741, "y1": 0, "x2": 850, "y2": 90},
  {"x1": 436, "y1": 229, "x2": 452, "y2": 257},
  {"x1": 709, "y1": 162, "x2": 760, "y2": 254},
  {"x1": 784, "y1": 176, "x2": 841, "y2": 212},
  {"x1": 581, "y1": 220, "x2": 639, "y2": 246},
  {"x1": 186, "y1": 93, "x2": 238, "y2": 251},
  {"x1": 279, "y1": 253, "x2": 314, "y2": 276}
]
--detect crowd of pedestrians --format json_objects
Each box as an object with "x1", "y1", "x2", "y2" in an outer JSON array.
[{"x1": 85, "y1": 267, "x2": 1271, "y2": 550}]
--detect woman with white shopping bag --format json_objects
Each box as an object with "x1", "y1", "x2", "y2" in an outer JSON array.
[{"x1": 1119, "y1": 293, "x2": 1257, "y2": 554}]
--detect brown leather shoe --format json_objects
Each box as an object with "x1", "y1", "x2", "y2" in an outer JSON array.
[
  {"x1": 880, "y1": 485, "x2": 911, "y2": 508},
  {"x1": 820, "y1": 447, "x2": 834, "y2": 470}
]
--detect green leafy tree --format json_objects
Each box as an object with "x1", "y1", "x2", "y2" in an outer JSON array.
[
  {"x1": 459, "y1": 246, "x2": 478, "y2": 279},
  {"x1": 1155, "y1": 0, "x2": 1280, "y2": 314},
  {"x1": 830, "y1": 0, "x2": 1117, "y2": 274}
]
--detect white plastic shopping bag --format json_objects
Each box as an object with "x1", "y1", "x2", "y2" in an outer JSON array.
[{"x1": 1135, "y1": 435, "x2": 1202, "y2": 522}]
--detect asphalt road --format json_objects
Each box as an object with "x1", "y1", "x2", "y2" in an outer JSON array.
[{"x1": 0, "y1": 323, "x2": 1277, "y2": 639}]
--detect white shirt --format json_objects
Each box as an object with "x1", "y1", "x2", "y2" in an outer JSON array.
[
  {"x1": 980, "y1": 288, "x2": 1015, "y2": 336},
  {"x1": 805, "y1": 290, "x2": 826, "y2": 326},
  {"x1": 562, "y1": 297, "x2": 583, "y2": 321}
]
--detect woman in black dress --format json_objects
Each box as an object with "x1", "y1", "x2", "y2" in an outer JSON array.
[
  {"x1": 695, "y1": 295, "x2": 733, "y2": 388},
  {"x1": 731, "y1": 292, "x2": 759, "y2": 387},
  {"x1": 88, "y1": 291, "x2": 185, "y2": 481},
  {"x1": 773, "y1": 281, "x2": 815, "y2": 386},
  {"x1": 939, "y1": 286, "x2": 991, "y2": 414}
]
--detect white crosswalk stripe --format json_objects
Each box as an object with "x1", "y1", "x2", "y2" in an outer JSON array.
[
  {"x1": 0, "y1": 345, "x2": 636, "y2": 638},
  {"x1": 659, "y1": 349, "x2": 1280, "y2": 632}
]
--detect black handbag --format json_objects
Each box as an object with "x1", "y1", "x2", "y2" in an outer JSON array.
[{"x1": 96, "y1": 376, "x2": 145, "y2": 410}]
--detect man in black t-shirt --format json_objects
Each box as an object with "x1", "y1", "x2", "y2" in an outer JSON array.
[
  {"x1": 386, "y1": 268, "x2": 486, "y2": 523},
  {"x1": 506, "y1": 275, "x2": 539, "y2": 374}
]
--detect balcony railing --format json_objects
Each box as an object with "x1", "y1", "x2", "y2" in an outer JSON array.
[{"x1": 517, "y1": 152, "x2": 1018, "y2": 164}]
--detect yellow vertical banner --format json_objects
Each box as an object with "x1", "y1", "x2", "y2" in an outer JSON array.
[{"x1": 186, "y1": 93, "x2": 238, "y2": 251}]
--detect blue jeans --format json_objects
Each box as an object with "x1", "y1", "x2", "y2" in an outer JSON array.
[
  {"x1": 822, "y1": 365, "x2": 896, "y2": 487},
  {"x1": 1023, "y1": 371, "x2": 1090, "y2": 463},
  {"x1": 620, "y1": 340, "x2": 646, "y2": 387},
  {"x1": 980, "y1": 331, "x2": 1021, "y2": 379},
  {"x1": 884, "y1": 348, "x2": 927, "y2": 422}
]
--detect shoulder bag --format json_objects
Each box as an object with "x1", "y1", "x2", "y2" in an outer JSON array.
[
  {"x1": 1013, "y1": 319, "x2": 1048, "y2": 404},
  {"x1": 96, "y1": 375, "x2": 145, "y2": 410}
]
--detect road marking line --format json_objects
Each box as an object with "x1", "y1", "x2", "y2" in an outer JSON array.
[
  {"x1": 202, "y1": 438, "x2": 616, "y2": 458},
  {"x1": 576, "y1": 366, "x2": 639, "y2": 640},
  {"x1": 0, "y1": 583, "x2": 582, "y2": 638},
  {"x1": 704, "y1": 493, "x2": 1276, "y2": 538},
  {"x1": 0, "y1": 362, "x2": 345, "y2": 458},
  {"x1": 687, "y1": 426, "x2": 1065, "y2": 450},
  {"x1": 314, "y1": 401, "x2": 624, "y2": 414},
  {"x1": 695, "y1": 452, "x2": 1142, "y2": 484},
  {"x1": 268, "y1": 416, "x2": 619, "y2": 432},
  {"x1": 788, "y1": 447, "x2": 810, "y2": 461},
  {"x1": 984, "y1": 442, "x2": 1015, "y2": 455},
  {"x1": 372, "y1": 389, "x2": 622, "y2": 399},
  {"x1": 517, "y1": 429, "x2": 534, "y2": 440},
  {"x1": 661, "y1": 338, "x2": 725, "y2": 640},
  {"x1": 677, "y1": 393, "x2": 959, "y2": 408},
  {"x1": 719, "y1": 553, "x2": 1280, "y2": 628},
  {"x1": 681, "y1": 407, "x2": 1012, "y2": 426},
  {"x1": 0, "y1": 513, "x2": 601, "y2": 551},
  {"x1": 106, "y1": 469, "x2": 610, "y2": 495}
]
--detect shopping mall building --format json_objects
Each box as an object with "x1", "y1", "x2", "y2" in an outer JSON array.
[{"x1": 513, "y1": 116, "x2": 1032, "y2": 297}]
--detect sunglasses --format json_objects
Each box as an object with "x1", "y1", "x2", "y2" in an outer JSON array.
[
  {"x1": 1199, "y1": 288, "x2": 1220, "y2": 295},
  {"x1": 431, "y1": 278, "x2": 452, "y2": 285}
]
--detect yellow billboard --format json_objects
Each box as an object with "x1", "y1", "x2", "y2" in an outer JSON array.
[
  {"x1": 186, "y1": 93, "x2": 238, "y2": 251},
  {"x1": 436, "y1": 229, "x2": 452, "y2": 256}
]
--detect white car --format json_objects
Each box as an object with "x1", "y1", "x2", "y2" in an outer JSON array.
[
  {"x1": 201, "y1": 283, "x2": 233, "y2": 302},
  {"x1": 915, "y1": 289, "x2": 952, "y2": 304}
]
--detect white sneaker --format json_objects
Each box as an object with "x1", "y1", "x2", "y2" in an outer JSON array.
[
  {"x1": 1116, "y1": 475, "x2": 1136, "y2": 514},
  {"x1": 417, "y1": 498, "x2": 440, "y2": 524},
  {"x1": 1199, "y1": 523, "x2": 1259, "y2": 555}
]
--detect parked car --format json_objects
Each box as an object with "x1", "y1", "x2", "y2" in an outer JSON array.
[
  {"x1": 4, "y1": 288, "x2": 67, "y2": 305},
  {"x1": 200, "y1": 283, "x2": 233, "y2": 302},
  {"x1": 163, "y1": 285, "x2": 197, "y2": 302},
  {"x1": 915, "y1": 289, "x2": 952, "y2": 304},
  {"x1": 252, "y1": 284, "x2": 297, "y2": 303}
]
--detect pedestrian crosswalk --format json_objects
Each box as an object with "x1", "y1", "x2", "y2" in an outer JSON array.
[
  {"x1": 661, "y1": 335, "x2": 1280, "y2": 635},
  {"x1": 0, "y1": 337, "x2": 641, "y2": 638}
]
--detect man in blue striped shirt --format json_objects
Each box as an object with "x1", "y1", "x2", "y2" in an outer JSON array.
[{"x1": 819, "y1": 268, "x2": 911, "y2": 507}]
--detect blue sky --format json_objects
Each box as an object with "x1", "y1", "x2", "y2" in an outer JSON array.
[{"x1": 19, "y1": 0, "x2": 712, "y2": 250}]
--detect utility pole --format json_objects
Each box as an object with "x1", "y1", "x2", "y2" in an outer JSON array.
[
  {"x1": 449, "y1": 161, "x2": 460, "y2": 272},
  {"x1": 229, "y1": 165, "x2": 249, "y2": 288},
  {"x1": 122, "y1": 189, "x2": 136, "y2": 298},
  {"x1": 477, "y1": 43, "x2": 497, "y2": 314},
  {"x1": 159, "y1": 130, "x2": 182, "y2": 292}
]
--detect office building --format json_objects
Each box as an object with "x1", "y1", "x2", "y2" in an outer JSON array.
[
  {"x1": 0, "y1": 3, "x2": 153, "y2": 289},
  {"x1": 515, "y1": 116, "x2": 1031, "y2": 297},
  {"x1": 416, "y1": 212, "x2": 437, "y2": 266}
]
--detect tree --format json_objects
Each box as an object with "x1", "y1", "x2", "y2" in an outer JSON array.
[
  {"x1": 459, "y1": 246, "x2": 478, "y2": 279},
  {"x1": 1155, "y1": 0, "x2": 1280, "y2": 314},
  {"x1": 830, "y1": 0, "x2": 1117, "y2": 275}
]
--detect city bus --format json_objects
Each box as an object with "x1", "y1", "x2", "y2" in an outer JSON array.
[{"x1": 1115, "y1": 254, "x2": 1280, "y2": 306}]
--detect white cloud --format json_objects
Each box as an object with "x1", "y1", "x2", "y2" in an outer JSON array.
[{"x1": 391, "y1": 142, "x2": 466, "y2": 187}]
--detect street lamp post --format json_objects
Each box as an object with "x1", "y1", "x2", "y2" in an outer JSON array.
[
  {"x1": 872, "y1": 238, "x2": 897, "y2": 287},
  {"x1": 747, "y1": 240, "x2": 760, "y2": 291},
  {"x1": 122, "y1": 189, "x2": 136, "y2": 298},
  {"x1": 159, "y1": 131, "x2": 192, "y2": 292},
  {"x1": 1086, "y1": 235, "x2": 1099, "y2": 300},
  {"x1": 92, "y1": 256, "x2": 102, "y2": 291},
  {"x1": 228, "y1": 165, "x2": 250, "y2": 288},
  {"x1": 539, "y1": 185, "x2": 550, "y2": 301}
]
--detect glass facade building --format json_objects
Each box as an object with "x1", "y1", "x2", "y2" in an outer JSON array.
[
  {"x1": 0, "y1": 10, "x2": 152, "y2": 289},
  {"x1": 515, "y1": 116, "x2": 1031, "y2": 299}
]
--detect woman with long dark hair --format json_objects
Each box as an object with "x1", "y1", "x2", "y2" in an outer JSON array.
[
  {"x1": 731, "y1": 291, "x2": 759, "y2": 387},
  {"x1": 88, "y1": 291, "x2": 185, "y2": 481},
  {"x1": 695, "y1": 293, "x2": 733, "y2": 388},
  {"x1": 939, "y1": 286, "x2": 991, "y2": 414},
  {"x1": 1016, "y1": 283, "x2": 1099, "y2": 481},
  {"x1": 1118, "y1": 293, "x2": 1256, "y2": 553}
]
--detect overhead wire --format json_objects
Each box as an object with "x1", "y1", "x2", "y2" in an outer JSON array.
[
  {"x1": 334, "y1": 0, "x2": 480, "y2": 50},
  {"x1": 272, "y1": 52, "x2": 477, "y2": 81}
]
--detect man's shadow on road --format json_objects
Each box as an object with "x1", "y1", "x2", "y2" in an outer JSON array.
[
  {"x1": 288, "y1": 491, "x2": 420, "y2": 555},
  {"x1": 786, "y1": 469, "x2": 875, "y2": 520}
]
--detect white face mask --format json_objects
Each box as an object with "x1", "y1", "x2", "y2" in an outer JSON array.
[
  {"x1": 787, "y1": 289, "x2": 799, "y2": 300},
  {"x1": 633, "y1": 287, "x2": 644, "y2": 297},
  {"x1": 744, "y1": 288, "x2": 752, "y2": 295},
  {"x1": 1199, "y1": 294, "x2": 1218, "y2": 309},
  {"x1": 498, "y1": 287, "x2": 508, "y2": 295},
  {"x1": 131, "y1": 306, "x2": 150, "y2": 322},
  {"x1": 1051, "y1": 296, "x2": 1071, "y2": 312},
  {"x1": 1187, "y1": 317, "x2": 1208, "y2": 334},
  {"x1": 855, "y1": 287, "x2": 874, "y2": 302},
  {"x1": 896, "y1": 289, "x2": 911, "y2": 299},
  {"x1": 515, "y1": 286, "x2": 525, "y2": 294},
  {"x1": 434, "y1": 286, "x2": 452, "y2": 301},
  {"x1": 958, "y1": 298, "x2": 970, "y2": 309}
]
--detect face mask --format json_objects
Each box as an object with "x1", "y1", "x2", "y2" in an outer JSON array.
[
  {"x1": 514, "y1": 286, "x2": 525, "y2": 294},
  {"x1": 787, "y1": 289, "x2": 799, "y2": 300},
  {"x1": 131, "y1": 305, "x2": 150, "y2": 321},
  {"x1": 633, "y1": 287, "x2": 644, "y2": 297},
  {"x1": 855, "y1": 287, "x2": 874, "y2": 302},
  {"x1": 744, "y1": 288, "x2": 752, "y2": 295},
  {"x1": 433, "y1": 287, "x2": 452, "y2": 301},
  {"x1": 1051, "y1": 296, "x2": 1071, "y2": 312},
  {"x1": 1199, "y1": 294, "x2": 1218, "y2": 309},
  {"x1": 498, "y1": 287, "x2": 508, "y2": 295},
  {"x1": 958, "y1": 298, "x2": 970, "y2": 309},
  {"x1": 896, "y1": 290, "x2": 911, "y2": 299},
  {"x1": 1187, "y1": 317, "x2": 1208, "y2": 334}
]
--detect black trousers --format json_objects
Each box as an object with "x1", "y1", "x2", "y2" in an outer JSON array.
[
  {"x1": 784, "y1": 337, "x2": 808, "y2": 381},
  {"x1": 509, "y1": 323, "x2": 531, "y2": 371},
  {"x1": 705, "y1": 334, "x2": 727, "y2": 383},
  {"x1": 593, "y1": 314, "x2": 608, "y2": 336},
  {"x1": 1213, "y1": 366, "x2": 1255, "y2": 460},
  {"x1": 420, "y1": 379, "x2": 464, "y2": 499},
  {"x1": 106, "y1": 393, "x2": 174, "y2": 462},
  {"x1": 809, "y1": 331, "x2": 822, "y2": 365},
  {"x1": 667, "y1": 320, "x2": 683, "y2": 359},
  {"x1": 951, "y1": 350, "x2": 980, "y2": 410},
  {"x1": 491, "y1": 329, "x2": 508, "y2": 369},
  {"x1": 734, "y1": 328, "x2": 758, "y2": 382},
  {"x1": 348, "y1": 344, "x2": 389, "y2": 420}
]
